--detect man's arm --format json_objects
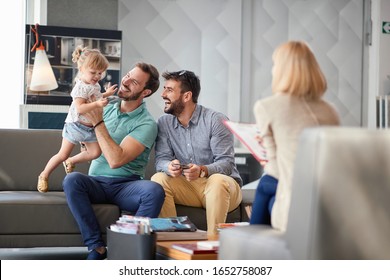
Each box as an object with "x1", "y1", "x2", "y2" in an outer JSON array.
[
  {"x1": 86, "y1": 107, "x2": 145, "y2": 169},
  {"x1": 95, "y1": 123, "x2": 145, "y2": 168},
  {"x1": 206, "y1": 114, "x2": 237, "y2": 176},
  {"x1": 154, "y1": 123, "x2": 173, "y2": 172},
  {"x1": 154, "y1": 118, "x2": 183, "y2": 177}
]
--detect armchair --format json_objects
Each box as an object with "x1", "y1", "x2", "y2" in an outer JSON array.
[{"x1": 219, "y1": 127, "x2": 390, "y2": 259}]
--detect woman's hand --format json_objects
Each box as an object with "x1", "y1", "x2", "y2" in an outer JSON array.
[
  {"x1": 255, "y1": 134, "x2": 267, "y2": 166},
  {"x1": 255, "y1": 134, "x2": 264, "y2": 146}
]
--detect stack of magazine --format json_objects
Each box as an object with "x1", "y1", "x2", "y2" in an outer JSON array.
[
  {"x1": 109, "y1": 215, "x2": 207, "y2": 240},
  {"x1": 109, "y1": 215, "x2": 151, "y2": 235}
]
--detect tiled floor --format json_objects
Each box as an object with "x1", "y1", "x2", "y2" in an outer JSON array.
[{"x1": 0, "y1": 247, "x2": 88, "y2": 260}]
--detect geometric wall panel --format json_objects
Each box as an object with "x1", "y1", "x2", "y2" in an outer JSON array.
[{"x1": 119, "y1": 0, "x2": 364, "y2": 126}]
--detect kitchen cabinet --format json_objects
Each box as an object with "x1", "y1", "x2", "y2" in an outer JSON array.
[{"x1": 24, "y1": 24, "x2": 122, "y2": 105}]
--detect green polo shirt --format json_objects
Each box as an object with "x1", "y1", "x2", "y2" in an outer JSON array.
[{"x1": 89, "y1": 101, "x2": 157, "y2": 178}]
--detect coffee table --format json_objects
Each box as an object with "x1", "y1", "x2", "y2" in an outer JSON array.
[{"x1": 156, "y1": 236, "x2": 218, "y2": 260}]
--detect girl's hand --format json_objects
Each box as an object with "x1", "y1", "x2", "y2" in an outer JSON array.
[
  {"x1": 96, "y1": 98, "x2": 109, "y2": 108},
  {"x1": 104, "y1": 82, "x2": 118, "y2": 97}
]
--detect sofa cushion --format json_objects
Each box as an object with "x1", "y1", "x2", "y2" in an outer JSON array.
[
  {"x1": 0, "y1": 191, "x2": 120, "y2": 234},
  {"x1": 0, "y1": 129, "x2": 90, "y2": 192},
  {"x1": 176, "y1": 204, "x2": 243, "y2": 231},
  {"x1": 0, "y1": 128, "x2": 249, "y2": 248}
]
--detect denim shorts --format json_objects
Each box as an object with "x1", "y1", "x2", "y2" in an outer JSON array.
[{"x1": 62, "y1": 122, "x2": 97, "y2": 144}]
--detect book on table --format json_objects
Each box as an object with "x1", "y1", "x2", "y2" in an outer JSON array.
[
  {"x1": 223, "y1": 120, "x2": 267, "y2": 162},
  {"x1": 196, "y1": 240, "x2": 220, "y2": 250},
  {"x1": 149, "y1": 216, "x2": 205, "y2": 240},
  {"x1": 150, "y1": 216, "x2": 197, "y2": 232},
  {"x1": 217, "y1": 222, "x2": 250, "y2": 231},
  {"x1": 171, "y1": 243, "x2": 218, "y2": 254},
  {"x1": 155, "y1": 229, "x2": 207, "y2": 241}
]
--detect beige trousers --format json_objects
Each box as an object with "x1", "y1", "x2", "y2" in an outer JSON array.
[{"x1": 151, "y1": 172, "x2": 242, "y2": 235}]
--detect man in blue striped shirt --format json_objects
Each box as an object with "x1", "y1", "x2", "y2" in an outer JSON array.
[{"x1": 151, "y1": 70, "x2": 242, "y2": 235}]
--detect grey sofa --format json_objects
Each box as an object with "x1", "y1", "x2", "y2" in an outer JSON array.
[
  {"x1": 0, "y1": 128, "x2": 249, "y2": 248},
  {"x1": 219, "y1": 127, "x2": 390, "y2": 260}
]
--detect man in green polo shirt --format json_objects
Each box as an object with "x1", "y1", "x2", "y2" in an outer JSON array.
[{"x1": 63, "y1": 62, "x2": 165, "y2": 260}]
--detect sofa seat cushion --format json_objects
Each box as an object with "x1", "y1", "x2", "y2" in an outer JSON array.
[
  {"x1": 176, "y1": 204, "x2": 243, "y2": 231},
  {"x1": 0, "y1": 191, "x2": 120, "y2": 234}
]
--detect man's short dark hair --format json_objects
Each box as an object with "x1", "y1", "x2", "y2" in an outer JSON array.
[
  {"x1": 162, "y1": 70, "x2": 201, "y2": 103},
  {"x1": 135, "y1": 62, "x2": 160, "y2": 97}
]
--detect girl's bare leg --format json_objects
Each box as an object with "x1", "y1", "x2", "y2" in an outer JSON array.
[
  {"x1": 40, "y1": 138, "x2": 75, "y2": 178},
  {"x1": 38, "y1": 138, "x2": 75, "y2": 192},
  {"x1": 65, "y1": 141, "x2": 101, "y2": 166}
]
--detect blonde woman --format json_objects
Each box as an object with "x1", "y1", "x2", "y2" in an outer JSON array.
[
  {"x1": 37, "y1": 46, "x2": 117, "y2": 193},
  {"x1": 250, "y1": 41, "x2": 340, "y2": 231}
]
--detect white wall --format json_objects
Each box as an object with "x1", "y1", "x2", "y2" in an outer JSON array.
[
  {"x1": 117, "y1": 0, "x2": 366, "y2": 127},
  {"x1": 118, "y1": 0, "x2": 242, "y2": 122},
  {"x1": 3, "y1": 0, "x2": 389, "y2": 129},
  {"x1": 0, "y1": 1, "x2": 25, "y2": 128}
]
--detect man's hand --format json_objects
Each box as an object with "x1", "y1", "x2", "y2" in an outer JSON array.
[
  {"x1": 168, "y1": 161, "x2": 203, "y2": 181},
  {"x1": 182, "y1": 164, "x2": 200, "y2": 181},
  {"x1": 168, "y1": 160, "x2": 183, "y2": 177},
  {"x1": 83, "y1": 104, "x2": 104, "y2": 127}
]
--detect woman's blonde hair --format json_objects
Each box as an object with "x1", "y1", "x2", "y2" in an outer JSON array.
[
  {"x1": 272, "y1": 41, "x2": 327, "y2": 100},
  {"x1": 72, "y1": 45, "x2": 109, "y2": 78}
]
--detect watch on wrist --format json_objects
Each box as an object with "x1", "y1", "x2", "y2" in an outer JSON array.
[{"x1": 199, "y1": 166, "x2": 207, "y2": 178}]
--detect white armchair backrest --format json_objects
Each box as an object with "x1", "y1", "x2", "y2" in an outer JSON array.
[{"x1": 286, "y1": 127, "x2": 390, "y2": 259}]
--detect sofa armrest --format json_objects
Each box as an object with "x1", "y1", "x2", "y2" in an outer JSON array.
[
  {"x1": 218, "y1": 225, "x2": 291, "y2": 260},
  {"x1": 241, "y1": 179, "x2": 259, "y2": 204}
]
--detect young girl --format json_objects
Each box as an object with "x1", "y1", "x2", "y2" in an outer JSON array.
[{"x1": 37, "y1": 45, "x2": 117, "y2": 193}]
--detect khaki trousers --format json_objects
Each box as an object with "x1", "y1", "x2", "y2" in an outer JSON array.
[{"x1": 151, "y1": 172, "x2": 242, "y2": 235}]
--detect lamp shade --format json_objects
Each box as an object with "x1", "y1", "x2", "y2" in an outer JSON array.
[{"x1": 30, "y1": 47, "x2": 58, "y2": 91}]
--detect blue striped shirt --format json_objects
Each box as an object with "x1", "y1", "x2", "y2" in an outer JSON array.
[{"x1": 154, "y1": 104, "x2": 242, "y2": 186}]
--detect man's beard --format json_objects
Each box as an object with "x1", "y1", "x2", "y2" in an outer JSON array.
[
  {"x1": 164, "y1": 98, "x2": 185, "y2": 116},
  {"x1": 118, "y1": 88, "x2": 143, "y2": 101}
]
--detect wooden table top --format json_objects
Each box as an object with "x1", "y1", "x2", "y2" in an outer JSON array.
[{"x1": 156, "y1": 235, "x2": 219, "y2": 260}]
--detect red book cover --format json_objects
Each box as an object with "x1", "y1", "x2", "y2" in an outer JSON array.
[{"x1": 171, "y1": 243, "x2": 218, "y2": 254}]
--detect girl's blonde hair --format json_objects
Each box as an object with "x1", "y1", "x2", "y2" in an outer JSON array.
[
  {"x1": 72, "y1": 45, "x2": 109, "y2": 79},
  {"x1": 272, "y1": 41, "x2": 327, "y2": 100}
]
